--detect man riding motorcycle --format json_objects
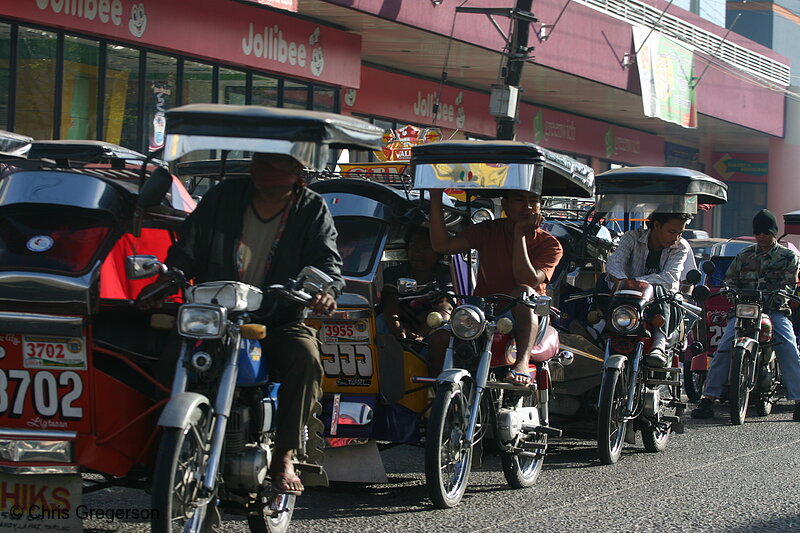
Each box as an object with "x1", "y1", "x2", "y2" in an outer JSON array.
[
  {"x1": 156, "y1": 152, "x2": 344, "y2": 494},
  {"x1": 428, "y1": 189, "x2": 563, "y2": 385},
  {"x1": 605, "y1": 212, "x2": 695, "y2": 367},
  {"x1": 692, "y1": 209, "x2": 800, "y2": 421}
]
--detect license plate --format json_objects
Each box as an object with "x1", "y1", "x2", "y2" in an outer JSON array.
[
  {"x1": 320, "y1": 320, "x2": 370, "y2": 343},
  {"x1": 22, "y1": 336, "x2": 86, "y2": 370},
  {"x1": 0, "y1": 473, "x2": 82, "y2": 532}
]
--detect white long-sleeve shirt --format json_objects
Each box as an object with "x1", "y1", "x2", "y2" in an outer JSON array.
[{"x1": 606, "y1": 227, "x2": 694, "y2": 292}]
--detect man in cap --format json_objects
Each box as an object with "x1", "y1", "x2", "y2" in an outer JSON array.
[
  {"x1": 165, "y1": 152, "x2": 343, "y2": 492},
  {"x1": 692, "y1": 209, "x2": 800, "y2": 421}
]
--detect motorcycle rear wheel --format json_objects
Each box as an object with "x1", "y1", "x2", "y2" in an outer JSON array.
[
  {"x1": 728, "y1": 346, "x2": 752, "y2": 425},
  {"x1": 597, "y1": 366, "x2": 628, "y2": 465},
  {"x1": 501, "y1": 395, "x2": 545, "y2": 489},
  {"x1": 641, "y1": 383, "x2": 677, "y2": 453},
  {"x1": 755, "y1": 356, "x2": 778, "y2": 417},
  {"x1": 151, "y1": 405, "x2": 213, "y2": 533},
  {"x1": 683, "y1": 365, "x2": 706, "y2": 402},
  {"x1": 425, "y1": 381, "x2": 472, "y2": 509}
]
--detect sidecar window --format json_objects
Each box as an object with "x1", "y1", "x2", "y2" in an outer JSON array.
[
  {"x1": 0, "y1": 209, "x2": 112, "y2": 275},
  {"x1": 335, "y1": 217, "x2": 386, "y2": 277}
]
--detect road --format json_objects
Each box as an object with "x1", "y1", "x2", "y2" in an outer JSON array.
[{"x1": 82, "y1": 401, "x2": 800, "y2": 533}]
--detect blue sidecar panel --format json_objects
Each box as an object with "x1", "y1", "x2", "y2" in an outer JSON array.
[{"x1": 237, "y1": 338, "x2": 269, "y2": 386}]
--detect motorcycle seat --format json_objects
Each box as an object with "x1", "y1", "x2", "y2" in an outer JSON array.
[{"x1": 529, "y1": 325, "x2": 560, "y2": 362}]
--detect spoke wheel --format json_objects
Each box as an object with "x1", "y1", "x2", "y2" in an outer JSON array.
[
  {"x1": 755, "y1": 355, "x2": 778, "y2": 417},
  {"x1": 729, "y1": 346, "x2": 752, "y2": 425},
  {"x1": 151, "y1": 406, "x2": 213, "y2": 533},
  {"x1": 683, "y1": 364, "x2": 706, "y2": 402},
  {"x1": 425, "y1": 381, "x2": 472, "y2": 508},
  {"x1": 501, "y1": 395, "x2": 546, "y2": 489},
  {"x1": 248, "y1": 493, "x2": 296, "y2": 533},
  {"x1": 597, "y1": 366, "x2": 628, "y2": 465}
]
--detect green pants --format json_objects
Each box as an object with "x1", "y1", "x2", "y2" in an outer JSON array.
[{"x1": 262, "y1": 321, "x2": 323, "y2": 451}]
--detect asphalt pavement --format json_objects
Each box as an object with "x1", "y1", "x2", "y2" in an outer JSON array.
[{"x1": 81, "y1": 400, "x2": 800, "y2": 533}]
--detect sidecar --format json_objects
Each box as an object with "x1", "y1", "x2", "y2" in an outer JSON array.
[{"x1": 0, "y1": 141, "x2": 195, "y2": 522}]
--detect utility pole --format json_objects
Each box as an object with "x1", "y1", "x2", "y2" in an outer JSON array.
[{"x1": 457, "y1": 2, "x2": 537, "y2": 140}]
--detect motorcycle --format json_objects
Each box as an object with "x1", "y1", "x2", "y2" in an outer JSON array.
[
  {"x1": 0, "y1": 140, "x2": 195, "y2": 528},
  {"x1": 410, "y1": 139, "x2": 592, "y2": 507},
  {"x1": 591, "y1": 166, "x2": 727, "y2": 464},
  {"x1": 128, "y1": 255, "x2": 334, "y2": 533},
  {"x1": 702, "y1": 258, "x2": 799, "y2": 424}
]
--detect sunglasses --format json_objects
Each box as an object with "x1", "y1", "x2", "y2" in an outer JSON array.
[{"x1": 754, "y1": 231, "x2": 773, "y2": 236}]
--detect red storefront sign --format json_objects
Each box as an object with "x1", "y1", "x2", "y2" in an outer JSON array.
[
  {"x1": 3, "y1": 0, "x2": 360, "y2": 87},
  {"x1": 343, "y1": 66, "x2": 497, "y2": 136},
  {"x1": 518, "y1": 105, "x2": 665, "y2": 165}
]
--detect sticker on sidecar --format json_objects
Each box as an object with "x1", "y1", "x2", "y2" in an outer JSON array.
[
  {"x1": 320, "y1": 320, "x2": 370, "y2": 343},
  {"x1": 22, "y1": 336, "x2": 87, "y2": 370}
]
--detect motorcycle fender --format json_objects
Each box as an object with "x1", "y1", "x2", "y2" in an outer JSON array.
[
  {"x1": 436, "y1": 368, "x2": 472, "y2": 384},
  {"x1": 603, "y1": 354, "x2": 627, "y2": 371},
  {"x1": 158, "y1": 392, "x2": 211, "y2": 429},
  {"x1": 733, "y1": 337, "x2": 759, "y2": 355}
]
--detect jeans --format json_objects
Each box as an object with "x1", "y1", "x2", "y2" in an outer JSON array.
[{"x1": 704, "y1": 313, "x2": 800, "y2": 401}]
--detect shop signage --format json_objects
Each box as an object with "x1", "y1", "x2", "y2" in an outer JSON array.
[
  {"x1": 5, "y1": 0, "x2": 360, "y2": 87},
  {"x1": 665, "y1": 142, "x2": 702, "y2": 170},
  {"x1": 521, "y1": 105, "x2": 664, "y2": 165},
  {"x1": 343, "y1": 66, "x2": 497, "y2": 136},
  {"x1": 710, "y1": 153, "x2": 768, "y2": 183}
]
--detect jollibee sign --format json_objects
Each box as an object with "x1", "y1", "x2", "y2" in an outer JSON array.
[{"x1": 4, "y1": 0, "x2": 361, "y2": 87}]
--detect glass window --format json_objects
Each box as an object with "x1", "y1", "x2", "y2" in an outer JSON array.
[
  {"x1": 105, "y1": 45, "x2": 140, "y2": 150},
  {"x1": 252, "y1": 74, "x2": 278, "y2": 107},
  {"x1": 283, "y1": 80, "x2": 308, "y2": 109},
  {"x1": 0, "y1": 23, "x2": 10, "y2": 129},
  {"x1": 182, "y1": 60, "x2": 213, "y2": 105},
  {"x1": 335, "y1": 217, "x2": 386, "y2": 277},
  {"x1": 62, "y1": 36, "x2": 99, "y2": 140},
  {"x1": 219, "y1": 67, "x2": 246, "y2": 105},
  {"x1": 144, "y1": 53, "x2": 176, "y2": 152},
  {"x1": 15, "y1": 27, "x2": 57, "y2": 139},
  {"x1": 312, "y1": 86, "x2": 336, "y2": 112}
]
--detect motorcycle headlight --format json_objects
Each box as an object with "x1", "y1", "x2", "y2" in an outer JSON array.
[
  {"x1": 450, "y1": 305, "x2": 486, "y2": 340},
  {"x1": 178, "y1": 304, "x2": 226, "y2": 338},
  {"x1": 611, "y1": 304, "x2": 640, "y2": 333},
  {"x1": 736, "y1": 303, "x2": 760, "y2": 319}
]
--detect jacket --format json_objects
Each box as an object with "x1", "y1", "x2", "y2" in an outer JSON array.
[
  {"x1": 166, "y1": 178, "x2": 344, "y2": 325},
  {"x1": 605, "y1": 227, "x2": 693, "y2": 292}
]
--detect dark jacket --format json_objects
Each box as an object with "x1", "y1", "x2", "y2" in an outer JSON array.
[{"x1": 166, "y1": 178, "x2": 344, "y2": 325}]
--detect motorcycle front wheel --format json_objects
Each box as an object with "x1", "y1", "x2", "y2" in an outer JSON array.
[
  {"x1": 501, "y1": 395, "x2": 545, "y2": 489},
  {"x1": 597, "y1": 366, "x2": 628, "y2": 465},
  {"x1": 728, "y1": 346, "x2": 752, "y2": 425},
  {"x1": 151, "y1": 406, "x2": 214, "y2": 533},
  {"x1": 425, "y1": 381, "x2": 472, "y2": 508}
]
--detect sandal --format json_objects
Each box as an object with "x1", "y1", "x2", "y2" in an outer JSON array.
[
  {"x1": 271, "y1": 471, "x2": 304, "y2": 495},
  {"x1": 504, "y1": 370, "x2": 532, "y2": 386}
]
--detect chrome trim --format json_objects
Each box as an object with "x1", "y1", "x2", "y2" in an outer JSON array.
[
  {"x1": 0, "y1": 267, "x2": 99, "y2": 314},
  {"x1": 0, "y1": 464, "x2": 79, "y2": 474},
  {"x1": 0, "y1": 429, "x2": 77, "y2": 439},
  {"x1": 0, "y1": 439, "x2": 72, "y2": 463},
  {"x1": 0, "y1": 313, "x2": 83, "y2": 337}
]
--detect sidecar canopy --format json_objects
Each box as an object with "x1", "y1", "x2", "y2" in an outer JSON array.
[
  {"x1": 0, "y1": 129, "x2": 32, "y2": 158},
  {"x1": 163, "y1": 104, "x2": 384, "y2": 170},
  {"x1": 595, "y1": 166, "x2": 728, "y2": 215},
  {"x1": 410, "y1": 140, "x2": 595, "y2": 198},
  {"x1": 783, "y1": 210, "x2": 800, "y2": 235},
  {"x1": 27, "y1": 140, "x2": 149, "y2": 165}
]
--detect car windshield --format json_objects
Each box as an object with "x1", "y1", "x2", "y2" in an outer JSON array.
[
  {"x1": 708, "y1": 256, "x2": 735, "y2": 287},
  {"x1": 335, "y1": 217, "x2": 386, "y2": 277}
]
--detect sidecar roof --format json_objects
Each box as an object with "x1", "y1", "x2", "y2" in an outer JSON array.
[
  {"x1": 175, "y1": 159, "x2": 253, "y2": 180},
  {"x1": 783, "y1": 210, "x2": 800, "y2": 235},
  {"x1": 163, "y1": 104, "x2": 384, "y2": 170},
  {"x1": 0, "y1": 129, "x2": 32, "y2": 158},
  {"x1": 595, "y1": 166, "x2": 728, "y2": 205},
  {"x1": 410, "y1": 140, "x2": 595, "y2": 198},
  {"x1": 27, "y1": 140, "x2": 148, "y2": 164}
]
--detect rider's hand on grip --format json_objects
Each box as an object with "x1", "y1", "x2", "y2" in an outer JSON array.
[
  {"x1": 137, "y1": 273, "x2": 178, "y2": 310},
  {"x1": 310, "y1": 291, "x2": 337, "y2": 316}
]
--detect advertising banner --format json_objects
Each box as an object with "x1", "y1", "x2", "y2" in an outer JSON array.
[
  {"x1": 3, "y1": 0, "x2": 360, "y2": 87},
  {"x1": 633, "y1": 26, "x2": 697, "y2": 128},
  {"x1": 710, "y1": 152, "x2": 768, "y2": 183}
]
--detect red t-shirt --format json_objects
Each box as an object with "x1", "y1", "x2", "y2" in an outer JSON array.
[{"x1": 460, "y1": 219, "x2": 563, "y2": 296}]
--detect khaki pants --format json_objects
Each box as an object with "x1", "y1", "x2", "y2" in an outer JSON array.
[{"x1": 262, "y1": 321, "x2": 323, "y2": 451}]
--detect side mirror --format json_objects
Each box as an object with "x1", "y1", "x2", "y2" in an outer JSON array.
[
  {"x1": 691, "y1": 284, "x2": 711, "y2": 303},
  {"x1": 397, "y1": 278, "x2": 418, "y2": 295},
  {"x1": 701, "y1": 260, "x2": 716, "y2": 275},
  {"x1": 684, "y1": 269, "x2": 702, "y2": 286},
  {"x1": 534, "y1": 295, "x2": 552, "y2": 317},
  {"x1": 137, "y1": 167, "x2": 173, "y2": 209},
  {"x1": 297, "y1": 265, "x2": 334, "y2": 295},
  {"x1": 126, "y1": 255, "x2": 165, "y2": 280}
]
